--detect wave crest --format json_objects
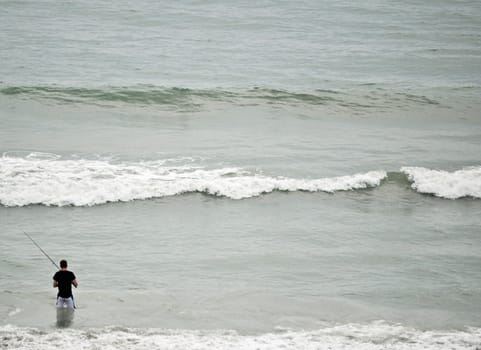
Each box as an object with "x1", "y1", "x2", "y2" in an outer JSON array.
[
  {"x1": 0, "y1": 155, "x2": 386, "y2": 207},
  {"x1": 0, "y1": 84, "x2": 440, "y2": 111},
  {"x1": 401, "y1": 166, "x2": 481, "y2": 199}
]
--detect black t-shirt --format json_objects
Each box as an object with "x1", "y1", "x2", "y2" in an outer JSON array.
[{"x1": 53, "y1": 270, "x2": 76, "y2": 298}]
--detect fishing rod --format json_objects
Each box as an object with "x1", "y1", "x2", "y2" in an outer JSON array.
[{"x1": 23, "y1": 231, "x2": 60, "y2": 270}]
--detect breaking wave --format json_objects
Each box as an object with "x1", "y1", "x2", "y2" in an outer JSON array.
[
  {"x1": 0, "y1": 153, "x2": 385, "y2": 207},
  {"x1": 1, "y1": 153, "x2": 480, "y2": 207},
  {"x1": 1, "y1": 323, "x2": 480, "y2": 350},
  {"x1": 401, "y1": 166, "x2": 481, "y2": 199}
]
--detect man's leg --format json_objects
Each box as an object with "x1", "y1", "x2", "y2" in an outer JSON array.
[
  {"x1": 64, "y1": 297, "x2": 75, "y2": 308},
  {"x1": 56, "y1": 297, "x2": 74, "y2": 308}
]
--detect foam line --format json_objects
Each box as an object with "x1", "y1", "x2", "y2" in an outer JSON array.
[
  {"x1": 0, "y1": 154, "x2": 386, "y2": 206},
  {"x1": 0, "y1": 323, "x2": 480, "y2": 350},
  {"x1": 401, "y1": 166, "x2": 481, "y2": 199}
]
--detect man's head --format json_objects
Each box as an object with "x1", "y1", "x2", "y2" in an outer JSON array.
[{"x1": 60, "y1": 260, "x2": 68, "y2": 269}]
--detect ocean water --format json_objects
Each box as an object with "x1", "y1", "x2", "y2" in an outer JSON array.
[{"x1": 1, "y1": 0, "x2": 481, "y2": 349}]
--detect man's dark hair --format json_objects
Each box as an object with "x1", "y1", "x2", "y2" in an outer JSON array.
[{"x1": 60, "y1": 260, "x2": 68, "y2": 268}]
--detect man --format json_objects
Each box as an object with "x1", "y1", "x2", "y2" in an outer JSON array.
[{"x1": 53, "y1": 260, "x2": 78, "y2": 308}]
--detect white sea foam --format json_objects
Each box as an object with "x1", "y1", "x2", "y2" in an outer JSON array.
[
  {"x1": 0, "y1": 323, "x2": 480, "y2": 350},
  {"x1": 7, "y1": 308, "x2": 21, "y2": 317},
  {"x1": 0, "y1": 155, "x2": 386, "y2": 206},
  {"x1": 401, "y1": 166, "x2": 481, "y2": 199}
]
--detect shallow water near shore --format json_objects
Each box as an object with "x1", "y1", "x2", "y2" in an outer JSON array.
[{"x1": 2, "y1": 187, "x2": 481, "y2": 331}]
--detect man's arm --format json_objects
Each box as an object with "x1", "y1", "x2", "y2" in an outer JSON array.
[
  {"x1": 72, "y1": 279, "x2": 78, "y2": 288},
  {"x1": 53, "y1": 279, "x2": 58, "y2": 288}
]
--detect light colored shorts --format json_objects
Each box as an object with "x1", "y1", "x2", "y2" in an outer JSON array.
[{"x1": 56, "y1": 297, "x2": 74, "y2": 309}]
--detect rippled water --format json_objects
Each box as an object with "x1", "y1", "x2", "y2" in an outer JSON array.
[{"x1": 1, "y1": 0, "x2": 481, "y2": 348}]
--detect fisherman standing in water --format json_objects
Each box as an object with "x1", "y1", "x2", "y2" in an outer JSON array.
[{"x1": 53, "y1": 260, "x2": 78, "y2": 308}]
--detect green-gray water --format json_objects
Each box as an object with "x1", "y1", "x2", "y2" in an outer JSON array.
[{"x1": 1, "y1": 1, "x2": 481, "y2": 349}]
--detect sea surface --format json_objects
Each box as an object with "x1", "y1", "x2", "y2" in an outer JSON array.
[{"x1": 1, "y1": 0, "x2": 481, "y2": 349}]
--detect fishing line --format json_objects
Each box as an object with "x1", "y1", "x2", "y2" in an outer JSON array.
[{"x1": 23, "y1": 231, "x2": 60, "y2": 269}]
